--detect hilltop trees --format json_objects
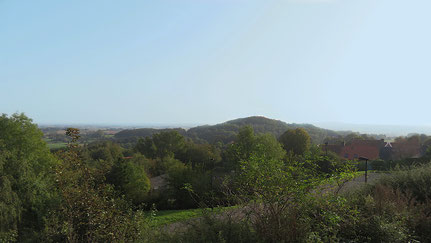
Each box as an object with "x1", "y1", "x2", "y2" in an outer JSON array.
[{"x1": 279, "y1": 128, "x2": 311, "y2": 156}]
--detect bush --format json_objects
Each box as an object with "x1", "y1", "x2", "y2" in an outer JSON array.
[
  {"x1": 340, "y1": 187, "x2": 411, "y2": 242},
  {"x1": 369, "y1": 164, "x2": 431, "y2": 241},
  {"x1": 371, "y1": 159, "x2": 388, "y2": 171},
  {"x1": 161, "y1": 213, "x2": 259, "y2": 243},
  {"x1": 378, "y1": 163, "x2": 431, "y2": 202},
  {"x1": 340, "y1": 165, "x2": 431, "y2": 242},
  {"x1": 165, "y1": 165, "x2": 214, "y2": 209}
]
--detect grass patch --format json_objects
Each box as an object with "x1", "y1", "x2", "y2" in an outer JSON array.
[
  {"x1": 47, "y1": 142, "x2": 68, "y2": 149},
  {"x1": 146, "y1": 206, "x2": 235, "y2": 227}
]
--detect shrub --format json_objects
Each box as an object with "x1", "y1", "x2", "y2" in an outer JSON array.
[
  {"x1": 378, "y1": 163, "x2": 431, "y2": 202},
  {"x1": 340, "y1": 186, "x2": 411, "y2": 242},
  {"x1": 160, "y1": 213, "x2": 259, "y2": 243},
  {"x1": 371, "y1": 159, "x2": 387, "y2": 171},
  {"x1": 165, "y1": 164, "x2": 214, "y2": 209}
]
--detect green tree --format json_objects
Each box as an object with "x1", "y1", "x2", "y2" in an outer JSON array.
[
  {"x1": 110, "y1": 160, "x2": 151, "y2": 205},
  {"x1": 84, "y1": 141, "x2": 123, "y2": 163},
  {"x1": 0, "y1": 148, "x2": 20, "y2": 242},
  {"x1": 122, "y1": 162, "x2": 150, "y2": 205},
  {"x1": 135, "y1": 131, "x2": 186, "y2": 159},
  {"x1": 45, "y1": 128, "x2": 145, "y2": 242},
  {"x1": 0, "y1": 113, "x2": 57, "y2": 241},
  {"x1": 224, "y1": 126, "x2": 285, "y2": 170},
  {"x1": 135, "y1": 137, "x2": 157, "y2": 159},
  {"x1": 279, "y1": 128, "x2": 311, "y2": 156},
  {"x1": 254, "y1": 133, "x2": 286, "y2": 161},
  {"x1": 166, "y1": 164, "x2": 213, "y2": 209},
  {"x1": 178, "y1": 142, "x2": 222, "y2": 169}
]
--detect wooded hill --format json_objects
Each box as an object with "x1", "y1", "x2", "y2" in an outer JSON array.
[{"x1": 114, "y1": 116, "x2": 339, "y2": 144}]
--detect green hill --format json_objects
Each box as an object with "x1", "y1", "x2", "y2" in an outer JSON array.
[
  {"x1": 113, "y1": 116, "x2": 339, "y2": 145},
  {"x1": 187, "y1": 116, "x2": 338, "y2": 144}
]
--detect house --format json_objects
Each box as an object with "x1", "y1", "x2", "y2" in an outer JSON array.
[
  {"x1": 390, "y1": 138, "x2": 422, "y2": 160},
  {"x1": 323, "y1": 138, "x2": 423, "y2": 161},
  {"x1": 323, "y1": 139, "x2": 385, "y2": 160},
  {"x1": 341, "y1": 139, "x2": 385, "y2": 160}
]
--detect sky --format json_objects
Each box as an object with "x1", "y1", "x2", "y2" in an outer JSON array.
[{"x1": 1, "y1": 0, "x2": 431, "y2": 127}]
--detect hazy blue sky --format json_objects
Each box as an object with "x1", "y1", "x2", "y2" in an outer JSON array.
[{"x1": 1, "y1": 0, "x2": 431, "y2": 126}]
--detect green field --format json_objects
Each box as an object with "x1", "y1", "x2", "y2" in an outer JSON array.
[
  {"x1": 44, "y1": 138, "x2": 67, "y2": 149},
  {"x1": 47, "y1": 142, "x2": 68, "y2": 149}
]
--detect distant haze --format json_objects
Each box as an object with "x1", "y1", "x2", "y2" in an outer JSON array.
[
  {"x1": 37, "y1": 123, "x2": 201, "y2": 130},
  {"x1": 316, "y1": 122, "x2": 431, "y2": 137}
]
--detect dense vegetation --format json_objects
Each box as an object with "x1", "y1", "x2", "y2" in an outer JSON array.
[{"x1": 3, "y1": 113, "x2": 431, "y2": 242}]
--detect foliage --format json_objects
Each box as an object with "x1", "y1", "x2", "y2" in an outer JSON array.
[
  {"x1": 377, "y1": 163, "x2": 431, "y2": 203},
  {"x1": 44, "y1": 128, "x2": 147, "y2": 242},
  {"x1": 161, "y1": 214, "x2": 259, "y2": 243},
  {"x1": 0, "y1": 113, "x2": 58, "y2": 241},
  {"x1": 109, "y1": 159, "x2": 151, "y2": 205},
  {"x1": 84, "y1": 141, "x2": 123, "y2": 164},
  {"x1": 229, "y1": 151, "x2": 326, "y2": 242},
  {"x1": 177, "y1": 141, "x2": 222, "y2": 169},
  {"x1": 302, "y1": 144, "x2": 347, "y2": 175},
  {"x1": 370, "y1": 159, "x2": 387, "y2": 171},
  {"x1": 125, "y1": 153, "x2": 158, "y2": 176},
  {"x1": 156, "y1": 156, "x2": 185, "y2": 177},
  {"x1": 223, "y1": 126, "x2": 285, "y2": 170},
  {"x1": 135, "y1": 131, "x2": 186, "y2": 159},
  {"x1": 377, "y1": 164, "x2": 431, "y2": 241},
  {"x1": 279, "y1": 128, "x2": 311, "y2": 156},
  {"x1": 165, "y1": 164, "x2": 214, "y2": 209}
]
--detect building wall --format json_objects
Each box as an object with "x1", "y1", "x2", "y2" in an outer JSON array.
[
  {"x1": 325, "y1": 139, "x2": 384, "y2": 160},
  {"x1": 341, "y1": 144, "x2": 380, "y2": 160}
]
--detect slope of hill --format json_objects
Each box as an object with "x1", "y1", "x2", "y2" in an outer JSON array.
[
  {"x1": 187, "y1": 116, "x2": 338, "y2": 144},
  {"x1": 113, "y1": 116, "x2": 339, "y2": 145}
]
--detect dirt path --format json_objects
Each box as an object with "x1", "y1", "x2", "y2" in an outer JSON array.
[{"x1": 338, "y1": 172, "x2": 385, "y2": 193}]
